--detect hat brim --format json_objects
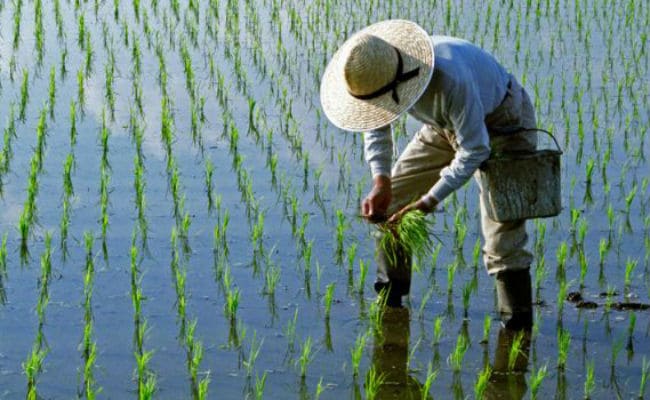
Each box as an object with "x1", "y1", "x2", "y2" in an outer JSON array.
[{"x1": 320, "y1": 20, "x2": 434, "y2": 132}]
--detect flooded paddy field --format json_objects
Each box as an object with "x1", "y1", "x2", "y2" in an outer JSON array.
[{"x1": 0, "y1": 0, "x2": 648, "y2": 398}]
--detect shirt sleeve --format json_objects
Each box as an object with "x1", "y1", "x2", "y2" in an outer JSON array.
[
  {"x1": 363, "y1": 125, "x2": 393, "y2": 178},
  {"x1": 424, "y1": 79, "x2": 491, "y2": 203}
]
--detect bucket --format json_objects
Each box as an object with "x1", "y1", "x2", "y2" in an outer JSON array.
[{"x1": 478, "y1": 129, "x2": 563, "y2": 222}]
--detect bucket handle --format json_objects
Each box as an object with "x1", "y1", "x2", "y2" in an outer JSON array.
[
  {"x1": 491, "y1": 127, "x2": 563, "y2": 153},
  {"x1": 520, "y1": 128, "x2": 563, "y2": 153}
]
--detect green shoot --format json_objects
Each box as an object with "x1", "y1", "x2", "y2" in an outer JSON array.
[
  {"x1": 474, "y1": 364, "x2": 491, "y2": 399},
  {"x1": 433, "y1": 316, "x2": 444, "y2": 345},
  {"x1": 557, "y1": 328, "x2": 571, "y2": 370},
  {"x1": 297, "y1": 336, "x2": 314, "y2": 378},
  {"x1": 508, "y1": 331, "x2": 525, "y2": 371},
  {"x1": 584, "y1": 359, "x2": 595, "y2": 399},
  {"x1": 364, "y1": 366, "x2": 385, "y2": 400},
  {"x1": 530, "y1": 363, "x2": 547, "y2": 400},
  {"x1": 420, "y1": 363, "x2": 438, "y2": 400},
  {"x1": 350, "y1": 332, "x2": 367, "y2": 377},
  {"x1": 447, "y1": 334, "x2": 468, "y2": 372},
  {"x1": 324, "y1": 283, "x2": 335, "y2": 320}
]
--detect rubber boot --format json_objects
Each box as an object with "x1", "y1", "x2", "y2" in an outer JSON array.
[
  {"x1": 374, "y1": 236, "x2": 411, "y2": 307},
  {"x1": 495, "y1": 269, "x2": 533, "y2": 331}
]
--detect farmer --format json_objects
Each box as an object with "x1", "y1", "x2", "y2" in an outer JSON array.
[{"x1": 320, "y1": 20, "x2": 537, "y2": 330}]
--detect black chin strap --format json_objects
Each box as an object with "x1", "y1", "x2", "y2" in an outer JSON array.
[{"x1": 350, "y1": 47, "x2": 420, "y2": 104}]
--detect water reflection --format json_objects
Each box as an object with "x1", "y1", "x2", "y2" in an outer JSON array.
[
  {"x1": 484, "y1": 328, "x2": 531, "y2": 399},
  {"x1": 371, "y1": 307, "x2": 425, "y2": 399},
  {"x1": 369, "y1": 308, "x2": 532, "y2": 399},
  {"x1": 0, "y1": 273, "x2": 6, "y2": 305}
]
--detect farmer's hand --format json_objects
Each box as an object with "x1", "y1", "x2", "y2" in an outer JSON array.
[
  {"x1": 361, "y1": 175, "x2": 392, "y2": 223},
  {"x1": 388, "y1": 197, "x2": 438, "y2": 223}
]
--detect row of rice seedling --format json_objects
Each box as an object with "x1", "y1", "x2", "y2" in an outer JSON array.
[
  {"x1": 22, "y1": 233, "x2": 51, "y2": 399},
  {"x1": 59, "y1": 101, "x2": 78, "y2": 258},
  {"x1": 18, "y1": 106, "x2": 48, "y2": 263},
  {"x1": 80, "y1": 232, "x2": 101, "y2": 398},
  {"x1": 129, "y1": 239, "x2": 156, "y2": 398},
  {"x1": 170, "y1": 229, "x2": 210, "y2": 399}
]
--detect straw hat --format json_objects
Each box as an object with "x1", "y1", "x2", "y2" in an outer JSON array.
[{"x1": 320, "y1": 20, "x2": 434, "y2": 132}]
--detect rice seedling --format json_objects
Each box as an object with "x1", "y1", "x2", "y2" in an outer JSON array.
[
  {"x1": 416, "y1": 285, "x2": 434, "y2": 320},
  {"x1": 507, "y1": 331, "x2": 526, "y2": 371},
  {"x1": 225, "y1": 287, "x2": 240, "y2": 322},
  {"x1": 462, "y1": 282, "x2": 473, "y2": 317},
  {"x1": 474, "y1": 364, "x2": 491, "y2": 399},
  {"x1": 324, "y1": 283, "x2": 335, "y2": 320},
  {"x1": 48, "y1": 66, "x2": 56, "y2": 120},
  {"x1": 243, "y1": 332, "x2": 264, "y2": 378},
  {"x1": 447, "y1": 334, "x2": 469, "y2": 372},
  {"x1": 0, "y1": 233, "x2": 6, "y2": 303},
  {"x1": 624, "y1": 258, "x2": 637, "y2": 292},
  {"x1": 250, "y1": 211, "x2": 265, "y2": 254},
  {"x1": 557, "y1": 279, "x2": 569, "y2": 316},
  {"x1": 77, "y1": 11, "x2": 86, "y2": 50},
  {"x1": 578, "y1": 250, "x2": 588, "y2": 289},
  {"x1": 598, "y1": 237, "x2": 610, "y2": 268},
  {"x1": 639, "y1": 357, "x2": 650, "y2": 399},
  {"x1": 446, "y1": 261, "x2": 457, "y2": 296},
  {"x1": 625, "y1": 183, "x2": 637, "y2": 216},
  {"x1": 297, "y1": 336, "x2": 314, "y2": 379},
  {"x1": 19, "y1": 69, "x2": 29, "y2": 121},
  {"x1": 529, "y1": 363, "x2": 548, "y2": 400},
  {"x1": 350, "y1": 332, "x2": 367, "y2": 377},
  {"x1": 184, "y1": 320, "x2": 209, "y2": 398},
  {"x1": 12, "y1": 0, "x2": 23, "y2": 51},
  {"x1": 314, "y1": 377, "x2": 325, "y2": 400},
  {"x1": 557, "y1": 328, "x2": 571, "y2": 370},
  {"x1": 534, "y1": 255, "x2": 547, "y2": 301},
  {"x1": 584, "y1": 359, "x2": 596, "y2": 399},
  {"x1": 81, "y1": 231, "x2": 100, "y2": 398},
  {"x1": 254, "y1": 371, "x2": 267, "y2": 400},
  {"x1": 333, "y1": 209, "x2": 349, "y2": 263},
  {"x1": 472, "y1": 237, "x2": 482, "y2": 268},
  {"x1": 77, "y1": 69, "x2": 85, "y2": 112},
  {"x1": 263, "y1": 265, "x2": 280, "y2": 296},
  {"x1": 346, "y1": 242, "x2": 357, "y2": 273},
  {"x1": 84, "y1": 32, "x2": 94, "y2": 76},
  {"x1": 135, "y1": 350, "x2": 157, "y2": 399},
  {"x1": 627, "y1": 312, "x2": 637, "y2": 351},
  {"x1": 367, "y1": 291, "x2": 388, "y2": 339},
  {"x1": 378, "y1": 211, "x2": 436, "y2": 266},
  {"x1": 420, "y1": 363, "x2": 438, "y2": 400},
  {"x1": 556, "y1": 241, "x2": 568, "y2": 282},
  {"x1": 302, "y1": 240, "x2": 313, "y2": 273},
  {"x1": 23, "y1": 232, "x2": 53, "y2": 398},
  {"x1": 284, "y1": 309, "x2": 298, "y2": 354},
  {"x1": 0, "y1": 105, "x2": 17, "y2": 187},
  {"x1": 433, "y1": 316, "x2": 444, "y2": 345},
  {"x1": 23, "y1": 347, "x2": 48, "y2": 400},
  {"x1": 204, "y1": 160, "x2": 214, "y2": 212},
  {"x1": 364, "y1": 365, "x2": 385, "y2": 400}
]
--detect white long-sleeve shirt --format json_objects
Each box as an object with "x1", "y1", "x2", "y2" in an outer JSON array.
[{"x1": 364, "y1": 35, "x2": 511, "y2": 203}]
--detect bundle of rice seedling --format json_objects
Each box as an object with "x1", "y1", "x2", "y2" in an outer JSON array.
[{"x1": 378, "y1": 211, "x2": 437, "y2": 264}]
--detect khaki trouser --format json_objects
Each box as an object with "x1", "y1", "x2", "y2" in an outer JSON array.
[{"x1": 388, "y1": 77, "x2": 537, "y2": 275}]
